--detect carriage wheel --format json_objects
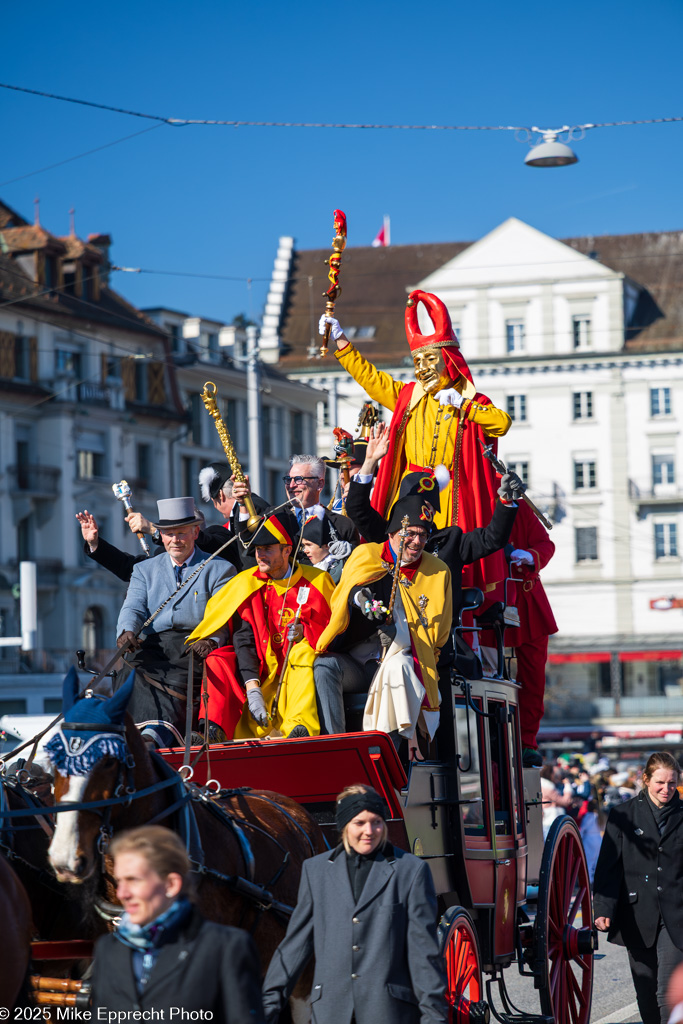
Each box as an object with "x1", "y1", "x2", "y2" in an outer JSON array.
[
  {"x1": 535, "y1": 816, "x2": 595, "y2": 1024},
  {"x1": 438, "y1": 906, "x2": 488, "y2": 1023}
]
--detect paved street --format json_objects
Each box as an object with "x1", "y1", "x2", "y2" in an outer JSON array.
[{"x1": 497, "y1": 918, "x2": 642, "y2": 1024}]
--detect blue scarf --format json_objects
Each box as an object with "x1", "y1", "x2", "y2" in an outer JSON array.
[{"x1": 115, "y1": 898, "x2": 192, "y2": 952}]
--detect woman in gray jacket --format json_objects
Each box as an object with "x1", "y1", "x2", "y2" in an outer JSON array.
[{"x1": 262, "y1": 784, "x2": 447, "y2": 1024}]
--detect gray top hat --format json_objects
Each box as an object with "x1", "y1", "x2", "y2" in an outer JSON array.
[{"x1": 152, "y1": 497, "x2": 203, "y2": 529}]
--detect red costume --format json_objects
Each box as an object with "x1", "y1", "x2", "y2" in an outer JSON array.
[{"x1": 503, "y1": 502, "x2": 558, "y2": 750}]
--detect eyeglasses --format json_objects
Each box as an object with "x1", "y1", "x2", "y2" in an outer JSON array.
[{"x1": 282, "y1": 475, "x2": 322, "y2": 486}]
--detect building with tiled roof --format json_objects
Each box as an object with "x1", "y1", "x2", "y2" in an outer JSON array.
[{"x1": 263, "y1": 217, "x2": 683, "y2": 752}]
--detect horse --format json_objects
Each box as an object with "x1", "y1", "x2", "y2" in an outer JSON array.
[
  {"x1": 0, "y1": 855, "x2": 33, "y2": 1008},
  {"x1": 46, "y1": 673, "x2": 326, "y2": 1020},
  {"x1": 1, "y1": 763, "x2": 108, "y2": 978}
]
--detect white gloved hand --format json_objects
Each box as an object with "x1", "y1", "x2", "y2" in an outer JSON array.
[
  {"x1": 510, "y1": 548, "x2": 534, "y2": 566},
  {"x1": 434, "y1": 388, "x2": 464, "y2": 409},
  {"x1": 319, "y1": 315, "x2": 345, "y2": 341}
]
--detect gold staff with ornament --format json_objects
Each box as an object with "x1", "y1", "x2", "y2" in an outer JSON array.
[
  {"x1": 319, "y1": 209, "x2": 347, "y2": 356},
  {"x1": 200, "y1": 381, "x2": 261, "y2": 532}
]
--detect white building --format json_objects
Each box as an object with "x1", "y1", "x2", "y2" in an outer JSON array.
[{"x1": 264, "y1": 217, "x2": 683, "y2": 739}]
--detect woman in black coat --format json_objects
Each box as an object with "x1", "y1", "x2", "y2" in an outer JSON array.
[
  {"x1": 91, "y1": 825, "x2": 264, "y2": 1023},
  {"x1": 262, "y1": 784, "x2": 447, "y2": 1024},
  {"x1": 593, "y1": 751, "x2": 683, "y2": 1024}
]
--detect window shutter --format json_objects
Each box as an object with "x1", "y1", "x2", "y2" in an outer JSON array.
[
  {"x1": 121, "y1": 357, "x2": 136, "y2": 401},
  {"x1": 147, "y1": 360, "x2": 166, "y2": 405},
  {"x1": 0, "y1": 332, "x2": 15, "y2": 378}
]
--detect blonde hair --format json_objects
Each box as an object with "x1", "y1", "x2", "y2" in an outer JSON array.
[
  {"x1": 336, "y1": 784, "x2": 388, "y2": 854},
  {"x1": 110, "y1": 826, "x2": 195, "y2": 899}
]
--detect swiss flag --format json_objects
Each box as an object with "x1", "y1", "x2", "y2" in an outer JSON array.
[{"x1": 372, "y1": 215, "x2": 390, "y2": 247}]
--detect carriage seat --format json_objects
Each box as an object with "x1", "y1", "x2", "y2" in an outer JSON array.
[{"x1": 451, "y1": 587, "x2": 485, "y2": 680}]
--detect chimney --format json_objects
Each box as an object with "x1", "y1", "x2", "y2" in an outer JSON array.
[{"x1": 88, "y1": 233, "x2": 112, "y2": 284}]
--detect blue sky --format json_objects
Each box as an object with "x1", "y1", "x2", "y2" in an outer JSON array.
[{"x1": 2, "y1": 0, "x2": 682, "y2": 324}]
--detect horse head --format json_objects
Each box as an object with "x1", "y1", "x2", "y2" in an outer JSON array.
[{"x1": 46, "y1": 670, "x2": 146, "y2": 883}]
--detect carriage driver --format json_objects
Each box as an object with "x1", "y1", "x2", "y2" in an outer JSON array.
[
  {"x1": 186, "y1": 509, "x2": 335, "y2": 742},
  {"x1": 116, "y1": 496, "x2": 235, "y2": 745}
]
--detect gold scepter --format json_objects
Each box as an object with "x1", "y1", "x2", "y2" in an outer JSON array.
[
  {"x1": 200, "y1": 381, "x2": 261, "y2": 532},
  {"x1": 320, "y1": 209, "x2": 347, "y2": 356}
]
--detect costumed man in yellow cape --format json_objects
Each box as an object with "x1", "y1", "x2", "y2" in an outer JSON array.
[
  {"x1": 315, "y1": 484, "x2": 452, "y2": 761},
  {"x1": 187, "y1": 509, "x2": 335, "y2": 741}
]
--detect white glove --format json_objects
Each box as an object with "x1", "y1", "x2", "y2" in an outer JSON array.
[
  {"x1": 319, "y1": 315, "x2": 344, "y2": 341},
  {"x1": 434, "y1": 388, "x2": 464, "y2": 409},
  {"x1": 510, "y1": 548, "x2": 534, "y2": 566}
]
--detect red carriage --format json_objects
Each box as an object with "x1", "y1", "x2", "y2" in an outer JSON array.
[{"x1": 1, "y1": 589, "x2": 595, "y2": 1024}]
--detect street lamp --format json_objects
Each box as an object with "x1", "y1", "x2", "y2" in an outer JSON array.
[{"x1": 525, "y1": 126, "x2": 579, "y2": 167}]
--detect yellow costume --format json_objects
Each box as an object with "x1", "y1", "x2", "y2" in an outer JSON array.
[
  {"x1": 188, "y1": 564, "x2": 335, "y2": 739},
  {"x1": 317, "y1": 543, "x2": 452, "y2": 736},
  {"x1": 336, "y1": 343, "x2": 511, "y2": 531}
]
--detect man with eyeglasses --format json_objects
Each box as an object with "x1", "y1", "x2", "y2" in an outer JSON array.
[{"x1": 282, "y1": 455, "x2": 359, "y2": 558}]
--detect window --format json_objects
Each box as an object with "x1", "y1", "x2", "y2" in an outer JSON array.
[
  {"x1": 82, "y1": 607, "x2": 104, "y2": 652},
  {"x1": 506, "y1": 395, "x2": 527, "y2": 422},
  {"x1": 164, "y1": 324, "x2": 181, "y2": 353},
  {"x1": 355, "y1": 326, "x2": 376, "y2": 340},
  {"x1": 574, "y1": 459, "x2": 597, "y2": 490},
  {"x1": 136, "y1": 444, "x2": 152, "y2": 490},
  {"x1": 262, "y1": 406, "x2": 273, "y2": 457},
  {"x1": 207, "y1": 332, "x2": 219, "y2": 356},
  {"x1": 507, "y1": 461, "x2": 529, "y2": 486},
  {"x1": 318, "y1": 399, "x2": 330, "y2": 429},
  {"x1": 15, "y1": 439, "x2": 30, "y2": 490},
  {"x1": 44, "y1": 699, "x2": 62, "y2": 713},
  {"x1": 651, "y1": 387, "x2": 672, "y2": 417},
  {"x1": 14, "y1": 336, "x2": 30, "y2": 380},
  {"x1": 575, "y1": 526, "x2": 598, "y2": 562},
  {"x1": 188, "y1": 394, "x2": 203, "y2": 445},
  {"x1": 55, "y1": 348, "x2": 81, "y2": 377},
  {"x1": 106, "y1": 356, "x2": 121, "y2": 380},
  {"x1": 17, "y1": 517, "x2": 32, "y2": 562},
  {"x1": 291, "y1": 411, "x2": 304, "y2": 452},
  {"x1": 454, "y1": 702, "x2": 487, "y2": 839},
  {"x1": 573, "y1": 392, "x2": 593, "y2": 420},
  {"x1": 652, "y1": 454, "x2": 675, "y2": 487},
  {"x1": 572, "y1": 317, "x2": 591, "y2": 349},
  {"x1": 0, "y1": 699, "x2": 27, "y2": 715},
  {"x1": 44, "y1": 256, "x2": 57, "y2": 290},
  {"x1": 134, "y1": 362, "x2": 148, "y2": 402},
  {"x1": 506, "y1": 320, "x2": 525, "y2": 354},
  {"x1": 655, "y1": 522, "x2": 678, "y2": 559},
  {"x1": 77, "y1": 431, "x2": 106, "y2": 480}
]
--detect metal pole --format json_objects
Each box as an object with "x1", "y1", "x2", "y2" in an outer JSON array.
[
  {"x1": 328, "y1": 376, "x2": 338, "y2": 429},
  {"x1": 246, "y1": 325, "x2": 263, "y2": 496},
  {"x1": 20, "y1": 561, "x2": 37, "y2": 651}
]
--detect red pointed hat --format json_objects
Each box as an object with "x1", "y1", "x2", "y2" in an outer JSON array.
[{"x1": 405, "y1": 290, "x2": 474, "y2": 386}]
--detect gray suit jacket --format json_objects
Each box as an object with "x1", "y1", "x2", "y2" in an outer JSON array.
[
  {"x1": 116, "y1": 546, "x2": 235, "y2": 638},
  {"x1": 262, "y1": 844, "x2": 447, "y2": 1024}
]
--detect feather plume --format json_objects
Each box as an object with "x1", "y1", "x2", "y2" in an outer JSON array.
[
  {"x1": 198, "y1": 466, "x2": 219, "y2": 503},
  {"x1": 433, "y1": 464, "x2": 450, "y2": 492}
]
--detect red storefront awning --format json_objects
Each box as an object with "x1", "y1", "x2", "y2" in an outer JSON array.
[
  {"x1": 548, "y1": 652, "x2": 611, "y2": 664},
  {"x1": 619, "y1": 650, "x2": 682, "y2": 662}
]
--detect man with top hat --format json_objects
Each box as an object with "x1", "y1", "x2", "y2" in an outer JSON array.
[
  {"x1": 115, "y1": 497, "x2": 236, "y2": 744},
  {"x1": 314, "y1": 487, "x2": 452, "y2": 760},
  {"x1": 186, "y1": 509, "x2": 335, "y2": 742},
  {"x1": 320, "y1": 291, "x2": 512, "y2": 605}
]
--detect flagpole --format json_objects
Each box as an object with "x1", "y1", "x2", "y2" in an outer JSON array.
[{"x1": 384, "y1": 214, "x2": 391, "y2": 246}]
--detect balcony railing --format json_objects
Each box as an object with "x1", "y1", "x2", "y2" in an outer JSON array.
[{"x1": 8, "y1": 464, "x2": 61, "y2": 497}]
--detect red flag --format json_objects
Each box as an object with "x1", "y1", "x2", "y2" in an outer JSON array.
[{"x1": 372, "y1": 215, "x2": 390, "y2": 247}]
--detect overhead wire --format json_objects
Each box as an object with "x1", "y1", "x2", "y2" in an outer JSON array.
[
  {"x1": 0, "y1": 124, "x2": 164, "y2": 188},
  {"x1": 1, "y1": 82, "x2": 683, "y2": 133}
]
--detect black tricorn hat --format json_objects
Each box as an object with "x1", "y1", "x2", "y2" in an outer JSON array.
[
  {"x1": 324, "y1": 438, "x2": 369, "y2": 469},
  {"x1": 387, "y1": 494, "x2": 437, "y2": 534},
  {"x1": 245, "y1": 508, "x2": 300, "y2": 553},
  {"x1": 301, "y1": 512, "x2": 334, "y2": 547}
]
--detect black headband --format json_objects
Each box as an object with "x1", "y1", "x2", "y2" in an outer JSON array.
[{"x1": 336, "y1": 791, "x2": 389, "y2": 832}]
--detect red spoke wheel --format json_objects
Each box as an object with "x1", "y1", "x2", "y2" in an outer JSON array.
[
  {"x1": 535, "y1": 816, "x2": 595, "y2": 1024},
  {"x1": 438, "y1": 906, "x2": 489, "y2": 1024}
]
